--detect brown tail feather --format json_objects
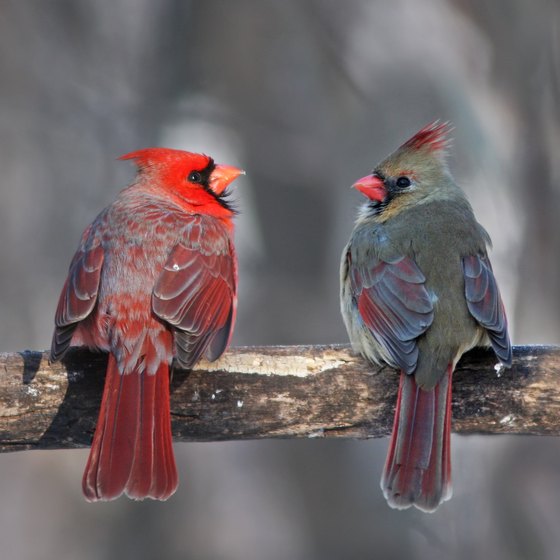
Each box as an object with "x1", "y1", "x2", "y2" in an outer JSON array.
[{"x1": 381, "y1": 367, "x2": 453, "y2": 512}]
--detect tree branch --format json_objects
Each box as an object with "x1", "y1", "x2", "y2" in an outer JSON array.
[{"x1": 1, "y1": 345, "x2": 558, "y2": 452}]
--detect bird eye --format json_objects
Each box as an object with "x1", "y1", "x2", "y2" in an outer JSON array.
[
  {"x1": 396, "y1": 176, "x2": 411, "y2": 189},
  {"x1": 188, "y1": 171, "x2": 202, "y2": 183}
]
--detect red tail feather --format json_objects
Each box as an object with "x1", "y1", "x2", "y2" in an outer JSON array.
[
  {"x1": 381, "y1": 367, "x2": 453, "y2": 512},
  {"x1": 82, "y1": 352, "x2": 178, "y2": 502}
]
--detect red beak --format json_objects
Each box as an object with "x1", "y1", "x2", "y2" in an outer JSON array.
[
  {"x1": 352, "y1": 174, "x2": 386, "y2": 202},
  {"x1": 209, "y1": 164, "x2": 245, "y2": 195}
]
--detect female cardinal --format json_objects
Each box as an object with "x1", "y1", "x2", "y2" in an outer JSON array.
[
  {"x1": 50, "y1": 148, "x2": 243, "y2": 501},
  {"x1": 340, "y1": 122, "x2": 512, "y2": 512}
]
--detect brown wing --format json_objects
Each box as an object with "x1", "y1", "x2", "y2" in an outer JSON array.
[
  {"x1": 50, "y1": 231, "x2": 104, "y2": 362},
  {"x1": 152, "y1": 219, "x2": 237, "y2": 370},
  {"x1": 463, "y1": 254, "x2": 512, "y2": 365},
  {"x1": 349, "y1": 253, "x2": 434, "y2": 374}
]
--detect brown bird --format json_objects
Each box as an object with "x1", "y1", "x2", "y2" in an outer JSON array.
[{"x1": 340, "y1": 122, "x2": 512, "y2": 511}]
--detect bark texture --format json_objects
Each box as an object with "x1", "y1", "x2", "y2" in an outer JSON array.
[{"x1": 0, "y1": 345, "x2": 558, "y2": 452}]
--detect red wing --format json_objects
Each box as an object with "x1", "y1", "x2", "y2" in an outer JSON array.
[
  {"x1": 152, "y1": 226, "x2": 236, "y2": 370},
  {"x1": 349, "y1": 254, "x2": 434, "y2": 374},
  {"x1": 463, "y1": 255, "x2": 512, "y2": 365},
  {"x1": 50, "y1": 233, "x2": 104, "y2": 361}
]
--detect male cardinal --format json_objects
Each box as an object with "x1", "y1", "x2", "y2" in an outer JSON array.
[
  {"x1": 340, "y1": 122, "x2": 512, "y2": 512},
  {"x1": 50, "y1": 148, "x2": 243, "y2": 501}
]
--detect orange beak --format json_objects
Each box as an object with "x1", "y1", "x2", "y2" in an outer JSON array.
[
  {"x1": 209, "y1": 164, "x2": 245, "y2": 195},
  {"x1": 352, "y1": 174, "x2": 386, "y2": 202}
]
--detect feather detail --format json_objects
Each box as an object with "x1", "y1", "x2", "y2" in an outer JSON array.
[
  {"x1": 119, "y1": 147, "x2": 212, "y2": 174},
  {"x1": 152, "y1": 230, "x2": 237, "y2": 370},
  {"x1": 82, "y1": 348, "x2": 177, "y2": 502},
  {"x1": 50, "y1": 240, "x2": 104, "y2": 362},
  {"x1": 463, "y1": 255, "x2": 512, "y2": 366},
  {"x1": 381, "y1": 366, "x2": 453, "y2": 512},
  {"x1": 349, "y1": 253, "x2": 434, "y2": 373},
  {"x1": 402, "y1": 120, "x2": 453, "y2": 154}
]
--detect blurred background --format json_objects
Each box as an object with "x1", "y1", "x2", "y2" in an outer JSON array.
[{"x1": 1, "y1": 1, "x2": 560, "y2": 558}]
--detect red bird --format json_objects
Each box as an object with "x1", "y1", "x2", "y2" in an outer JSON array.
[
  {"x1": 340, "y1": 122, "x2": 512, "y2": 511},
  {"x1": 50, "y1": 148, "x2": 243, "y2": 501}
]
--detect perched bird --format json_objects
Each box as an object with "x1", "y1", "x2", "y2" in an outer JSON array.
[
  {"x1": 50, "y1": 148, "x2": 243, "y2": 501},
  {"x1": 340, "y1": 122, "x2": 511, "y2": 512}
]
